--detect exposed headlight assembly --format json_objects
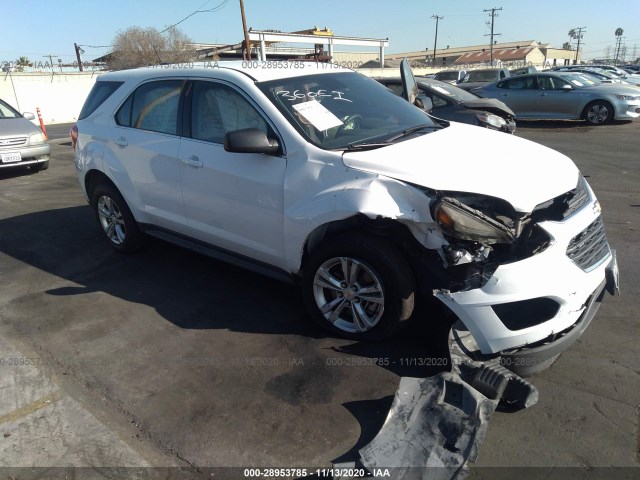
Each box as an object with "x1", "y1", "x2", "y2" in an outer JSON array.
[
  {"x1": 475, "y1": 113, "x2": 506, "y2": 129},
  {"x1": 433, "y1": 197, "x2": 515, "y2": 244}
]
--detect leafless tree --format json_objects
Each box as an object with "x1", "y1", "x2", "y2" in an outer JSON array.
[{"x1": 108, "y1": 26, "x2": 196, "y2": 70}]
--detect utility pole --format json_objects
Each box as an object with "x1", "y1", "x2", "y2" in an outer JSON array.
[
  {"x1": 431, "y1": 15, "x2": 443, "y2": 68},
  {"x1": 74, "y1": 43, "x2": 84, "y2": 72},
  {"x1": 572, "y1": 26, "x2": 586, "y2": 64},
  {"x1": 483, "y1": 7, "x2": 502, "y2": 66},
  {"x1": 43, "y1": 54, "x2": 55, "y2": 73},
  {"x1": 239, "y1": 0, "x2": 251, "y2": 60}
]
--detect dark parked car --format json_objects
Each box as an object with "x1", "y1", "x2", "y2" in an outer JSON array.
[
  {"x1": 0, "y1": 98, "x2": 50, "y2": 172},
  {"x1": 456, "y1": 68, "x2": 510, "y2": 91},
  {"x1": 377, "y1": 76, "x2": 516, "y2": 133},
  {"x1": 473, "y1": 72, "x2": 640, "y2": 125}
]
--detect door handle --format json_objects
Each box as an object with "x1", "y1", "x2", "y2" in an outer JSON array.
[
  {"x1": 182, "y1": 155, "x2": 203, "y2": 168},
  {"x1": 113, "y1": 136, "x2": 128, "y2": 147},
  {"x1": 540, "y1": 93, "x2": 547, "y2": 96}
]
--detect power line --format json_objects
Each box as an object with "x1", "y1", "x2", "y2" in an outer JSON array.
[{"x1": 160, "y1": 0, "x2": 230, "y2": 33}]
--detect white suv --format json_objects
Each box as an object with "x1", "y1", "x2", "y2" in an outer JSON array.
[{"x1": 73, "y1": 60, "x2": 618, "y2": 375}]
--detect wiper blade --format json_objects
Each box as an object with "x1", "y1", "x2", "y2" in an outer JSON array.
[
  {"x1": 385, "y1": 124, "x2": 441, "y2": 142},
  {"x1": 344, "y1": 142, "x2": 392, "y2": 151}
]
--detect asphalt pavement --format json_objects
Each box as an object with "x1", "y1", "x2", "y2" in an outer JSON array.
[{"x1": 0, "y1": 120, "x2": 638, "y2": 477}]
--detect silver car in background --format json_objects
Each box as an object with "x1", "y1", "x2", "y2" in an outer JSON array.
[
  {"x1": 474, "y1": 72, "x2": 640, "y2": 125},
  {"x1": 0, "y1": 98, "x2": 50, "y2": 172}
]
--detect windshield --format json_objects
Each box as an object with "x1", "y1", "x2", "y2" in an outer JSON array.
[
  {"x1": 462, "y1": 70, "x2": 499, "y2": 82},
  {"x1": 257, "y1": 72, "x2": 438, "y2": 150},
  {"x1": 559, "y1": 74, "x2": 601, "y2": 87},
  {"x1": 0, "y1": 99, "x2": 21, "y2": 119},
  {"x1": 434, "y1": 71, "x2": 459, "y2": 81}
]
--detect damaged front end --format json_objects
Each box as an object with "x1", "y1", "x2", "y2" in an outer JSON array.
[{"x1": 408, "y1": 176, "x2": 619, "y2": 375}]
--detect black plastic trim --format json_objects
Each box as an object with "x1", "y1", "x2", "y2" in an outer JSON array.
[{"x1": 139, "y1": 223, "x2": 297, "y2": 285}]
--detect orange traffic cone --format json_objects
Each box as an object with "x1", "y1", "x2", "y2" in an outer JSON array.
[{"x1": 36, "y1": 107, "x2": 48, "y2": 140}]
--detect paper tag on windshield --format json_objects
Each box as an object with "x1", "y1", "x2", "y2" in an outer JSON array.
[{"x1": 292, "y1": 100, "x2": 343, "y2": 131}]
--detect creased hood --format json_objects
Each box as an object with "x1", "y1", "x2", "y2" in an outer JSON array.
[
  {"x1": 462, "y1": 98, "x2": 515, "y2": 117},
  {"x1": 342, "y1": 122, "x2": 579, "y2": 212}
]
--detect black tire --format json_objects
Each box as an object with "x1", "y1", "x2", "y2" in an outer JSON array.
[
  {"x1": 302, "y1": 233, "x2": 415, "y2": 341},
  {"x1": 583, "y1": 100, "x2": 614, "y2": 125},
  {"x1": 90, "y1": 183, "x2": 145, "y2": 253},
  {"x1": 30, "y1": 161, "x2": 49, "y2": 172}
]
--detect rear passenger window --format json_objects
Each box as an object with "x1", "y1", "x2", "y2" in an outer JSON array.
[
  {"x1": 190, "y1": 81, "x2": 268, "y2": 143},
  {"x1": 79, "y1": 81, "x2": 123, "y2": 120},
  {"x1": 116, "y1": 80, "x2": 183, "y2": 135}
]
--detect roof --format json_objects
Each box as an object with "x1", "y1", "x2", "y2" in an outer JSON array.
[
  {"x1": 96, "y1": 60, "x2": 352, "y2": 83},
  {"x1": 454, "y1": 47, "x2": 537, "y2": 64},
  {"x1": 387, "y1": 40, "x2": 538, "y2": 59}
]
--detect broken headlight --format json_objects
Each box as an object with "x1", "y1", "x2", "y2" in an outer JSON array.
[
  {"x1": 475, "y1": 113, "x2": 506, "y2": 130},
  {"x1": 433, "y1": 197, "x2": 515, "y2": 244}
]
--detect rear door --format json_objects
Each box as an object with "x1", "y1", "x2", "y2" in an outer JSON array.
[
  {"x1": 177, "y1": 80, "x2": 287, "y2": 267},
  {"x1": 111, "y1": 79, "x2": 187, "y2": 232}
]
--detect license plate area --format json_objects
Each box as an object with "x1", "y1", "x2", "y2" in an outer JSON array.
[{"x1": 1, "y1": 152, "x2": 22, "y2": 163}]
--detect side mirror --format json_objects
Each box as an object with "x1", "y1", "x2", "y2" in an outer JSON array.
[
  {"x1": 23, "y1": 112, "x2": 35, "y2": 120},
  {"x1": 224, "y1": 128, "x2": 280, "y2": 155},
  {"x1": 561, "y1": 84, "x2": 573, "y2": 90},
  {"x1": 400, "y1": 58, "x2": 418, "y2": 105},
  {"x1": 415, "y1": 95, "x2": 433, "y2": 113}
]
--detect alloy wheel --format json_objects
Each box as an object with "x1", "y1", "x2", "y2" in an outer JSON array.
[{"x1": 312, "y1": 257, "x2": 385, "y2": 333}]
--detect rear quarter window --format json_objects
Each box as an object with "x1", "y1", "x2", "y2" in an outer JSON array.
[{"x1": 78, "y1": 81, "x2": 124, "y2": 120}]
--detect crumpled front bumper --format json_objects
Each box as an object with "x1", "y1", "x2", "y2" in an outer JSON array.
[{"x1": 435, "y1": 196, "x2": 615, "y2": 356}]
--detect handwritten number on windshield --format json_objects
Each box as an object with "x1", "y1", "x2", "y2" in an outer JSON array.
[{"x1": 277, "y1": 90, "x2": 352, "y2": 103}]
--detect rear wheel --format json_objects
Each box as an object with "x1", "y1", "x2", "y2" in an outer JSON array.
[
  {"x1": 302, "y1": 234, "x2": 415, "y2": 340},
  {"x1": 91, "y1": 183, "x2": 145, "y2": 253},
  {"x1": 584, "y1": 101, "x2": 613, "y2": 125}
]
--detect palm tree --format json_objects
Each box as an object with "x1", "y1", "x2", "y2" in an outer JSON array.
[
  {"x1": 15, "y1": 56, "x2": 32, "y2": 71},
  {"x1": 562, "y1": 42, "x2": 572, "y2": 50}
]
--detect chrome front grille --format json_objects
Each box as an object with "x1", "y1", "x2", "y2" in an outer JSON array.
[
  {"x1": 0, "y1": 136, "x2": 27, "y2": 148},
  {"x1": 566, "y1": 216, "x2": 610, "y2": 271}
]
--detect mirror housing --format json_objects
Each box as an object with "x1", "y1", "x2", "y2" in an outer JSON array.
[
  {"x1": 415, "y1": 94, "x2": 433, "y2": 113},
  {"x1": 400, "y1": 58, "x2": 418, "y2": 105},
  {"x1": 23, "y1": 112, "x2": 35, "y2": 120},
  {"x1": 224, "y1": 128, "x2": 280, "y2": 154}
]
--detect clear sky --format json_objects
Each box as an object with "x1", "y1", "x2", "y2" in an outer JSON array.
[{"x1": 2, "y1": 0, "x2": 639, "y2": 64}]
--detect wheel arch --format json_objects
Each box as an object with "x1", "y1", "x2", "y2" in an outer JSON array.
[
  {"x1": 84, "y1": 169, "x2": 118, "y2": 204},
  {"x1": 581, "y1": 99, "x2": 615, "y2": 122}
]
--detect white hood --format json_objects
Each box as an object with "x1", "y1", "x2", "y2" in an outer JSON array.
[{"x1": 342, "y1": 122, "x2": 579, "y2": 212}]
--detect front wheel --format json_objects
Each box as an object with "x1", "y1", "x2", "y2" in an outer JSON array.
[
  {"x1": 302, "y1": 234, "x2": 415, "y2": 340},
  {"x1": 584, "y1": 101, "x2": 613, "y2": 125},
  {"x1": 91, "y1": 183, "x2": 145, "y2": 253},
  {"x1": 30, "y1": 161, "x2": 49, "y2": 172}
]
